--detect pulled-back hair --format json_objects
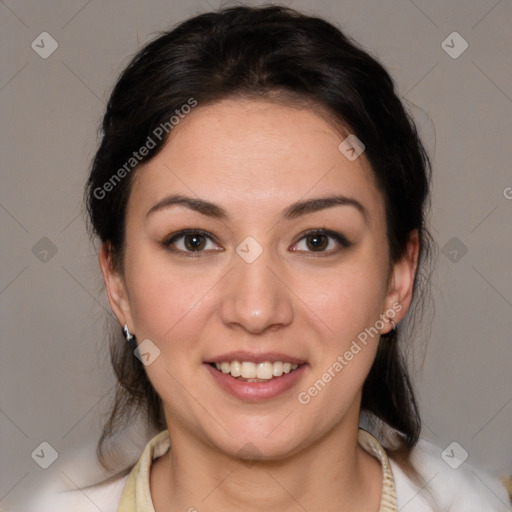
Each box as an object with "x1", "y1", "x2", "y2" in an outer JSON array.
[{"x1": 86, "y1": 4, "x2": 433, "y2": 477}]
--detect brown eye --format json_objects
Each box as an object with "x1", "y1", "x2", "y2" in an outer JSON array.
[
  {"x1": 305, "y1": 233, "x2": 328, "y2": 251},
  {"x1": 292, "y1": 229, "x2": 351, "y2": 255},
  {"x1": 164, "y1": 229, "x2": 220, "y2": 256},
  {"x1": 183, "y1": 233, "x2": 207, "y2": 251}
]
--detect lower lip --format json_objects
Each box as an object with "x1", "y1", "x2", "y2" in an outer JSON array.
[{"x1": 205, "y1": 364, "x2": 307, "y2": 401}]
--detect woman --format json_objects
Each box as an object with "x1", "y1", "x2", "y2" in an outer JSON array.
[{"x1": 28, "y1": 5, "x2": 510, "y2": 511}]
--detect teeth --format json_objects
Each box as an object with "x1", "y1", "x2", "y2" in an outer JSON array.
[
  {"x1": 230, "y1": 360, "x2": 241, "y2": 377},
  {"x1": 257, "y1": 362, "x2": 273, "y2": 379},
  {"x1": 213, "y1": 360, "x2": 301, "y2": 380},
  {"x1": 241, "y1": 362, "x2": 257, "y2": 379},
  {"x1": 272, "y1": 361, "x2": 283, "y2": 377}
]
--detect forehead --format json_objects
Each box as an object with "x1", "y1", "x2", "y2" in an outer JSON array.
[{"x1": 129, "y1": 98, "x2": 384, "y2": 227}]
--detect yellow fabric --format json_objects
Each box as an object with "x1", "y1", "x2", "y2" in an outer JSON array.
[
  {"x1": 502, "y1": 475, "x2": 512, "y2": 501},
  {"x1": 117, "y1": 428, "x2": 398, "y2": 511}
]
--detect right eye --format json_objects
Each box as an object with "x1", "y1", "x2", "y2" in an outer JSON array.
[{"x1": 163, "y1": 229, "x2": 222, "y2": 257}]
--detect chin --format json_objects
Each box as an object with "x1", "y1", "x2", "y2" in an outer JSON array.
[{"x1": 209, "y1": 415, "x2": 313, "y2": 462}]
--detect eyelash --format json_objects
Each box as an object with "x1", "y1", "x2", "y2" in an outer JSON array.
[{"x1": 162, "y1": 228, "x2": 352, "y2": 258}]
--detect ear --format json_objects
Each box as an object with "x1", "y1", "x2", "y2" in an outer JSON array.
[
  {"x1": 99, "y1": 243, "x2": 134, "y2": 331},
  {"x1": 381, "y1": 230, "x2": 420, "y2": 334}
]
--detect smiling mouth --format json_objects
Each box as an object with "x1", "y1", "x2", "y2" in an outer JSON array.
[{"x1": 208, "y1": 361, "x2": 304, "y2": 382}]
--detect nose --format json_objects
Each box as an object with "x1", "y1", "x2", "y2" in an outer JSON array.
[{"x1": 219, "y1": 249, "x2": 294, "y2": 335}]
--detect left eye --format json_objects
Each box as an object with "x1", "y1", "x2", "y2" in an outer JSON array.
[{"x1": 292, "y1": 229, "x2": 351, "y2": 254}]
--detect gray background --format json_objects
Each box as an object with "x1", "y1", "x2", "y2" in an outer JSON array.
[{"x1": 1, "y1": 0, "x2": 511, "y2": 509}]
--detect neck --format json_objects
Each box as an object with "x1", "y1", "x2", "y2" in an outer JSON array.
[{"x1": 150, "y1": 416, "x2": 382, "y2": 512}]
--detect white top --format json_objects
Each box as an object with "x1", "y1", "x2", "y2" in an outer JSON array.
[{"x1": 21, "y1": 431, "x2": 511, "y2": 512}]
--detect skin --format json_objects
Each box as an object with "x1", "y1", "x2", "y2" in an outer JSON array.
[{"x1": 100, "y1": 98, "x2": 419, "y2": 512}]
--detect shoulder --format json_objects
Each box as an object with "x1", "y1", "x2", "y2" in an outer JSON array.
[
  {"x1": 24, "y1": 429, "x2": 168, "y2": 512},
  {"x1": 390, "y1": 438, "x2": 511, "y2": 511},
  {"x1": 25, "y1": 473, "x2": 129, "y2": 512}
]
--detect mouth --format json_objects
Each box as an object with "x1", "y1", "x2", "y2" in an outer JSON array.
[
  {"x1": 208, "y1": 360, "x2": 304, "y2": 382},
  {"x1": 204, "y1": 356, "x2": 308, "y2": 401}
]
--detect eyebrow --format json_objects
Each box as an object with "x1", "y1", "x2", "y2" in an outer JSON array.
[{"x1": 146, "y1": 193, "x2": 367, "y2": 223}]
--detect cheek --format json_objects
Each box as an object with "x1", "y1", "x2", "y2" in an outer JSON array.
[
  {"x1": 294, "y1": 254, "x2": 389, "y2": 343},
  {"x1": 123, "y1": 247, "x2": 213, "y2": 341},
  {"x1": 294, "y1": 265, "x2": 385, "y2": 420}
]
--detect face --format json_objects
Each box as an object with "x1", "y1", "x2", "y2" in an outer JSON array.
[{"x1": 102, "y1": 98, "x2": 418, "y2": 461}]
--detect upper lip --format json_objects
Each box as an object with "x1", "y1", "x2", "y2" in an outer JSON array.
[{"x1": 205, "y1": 351, "x2": 306, "y2": 365}]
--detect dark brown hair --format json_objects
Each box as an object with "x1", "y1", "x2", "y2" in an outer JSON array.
[{"x1": 86, "y1": 4, "x2": 433, "y2": 477}]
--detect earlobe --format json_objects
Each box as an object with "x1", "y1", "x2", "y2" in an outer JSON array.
[
  {"x1": 99, "y1": 243, "x2": 134, "y2": 329},
  {"x1": 383, "y1": 230, "x2": 420, "y2": 332}
]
